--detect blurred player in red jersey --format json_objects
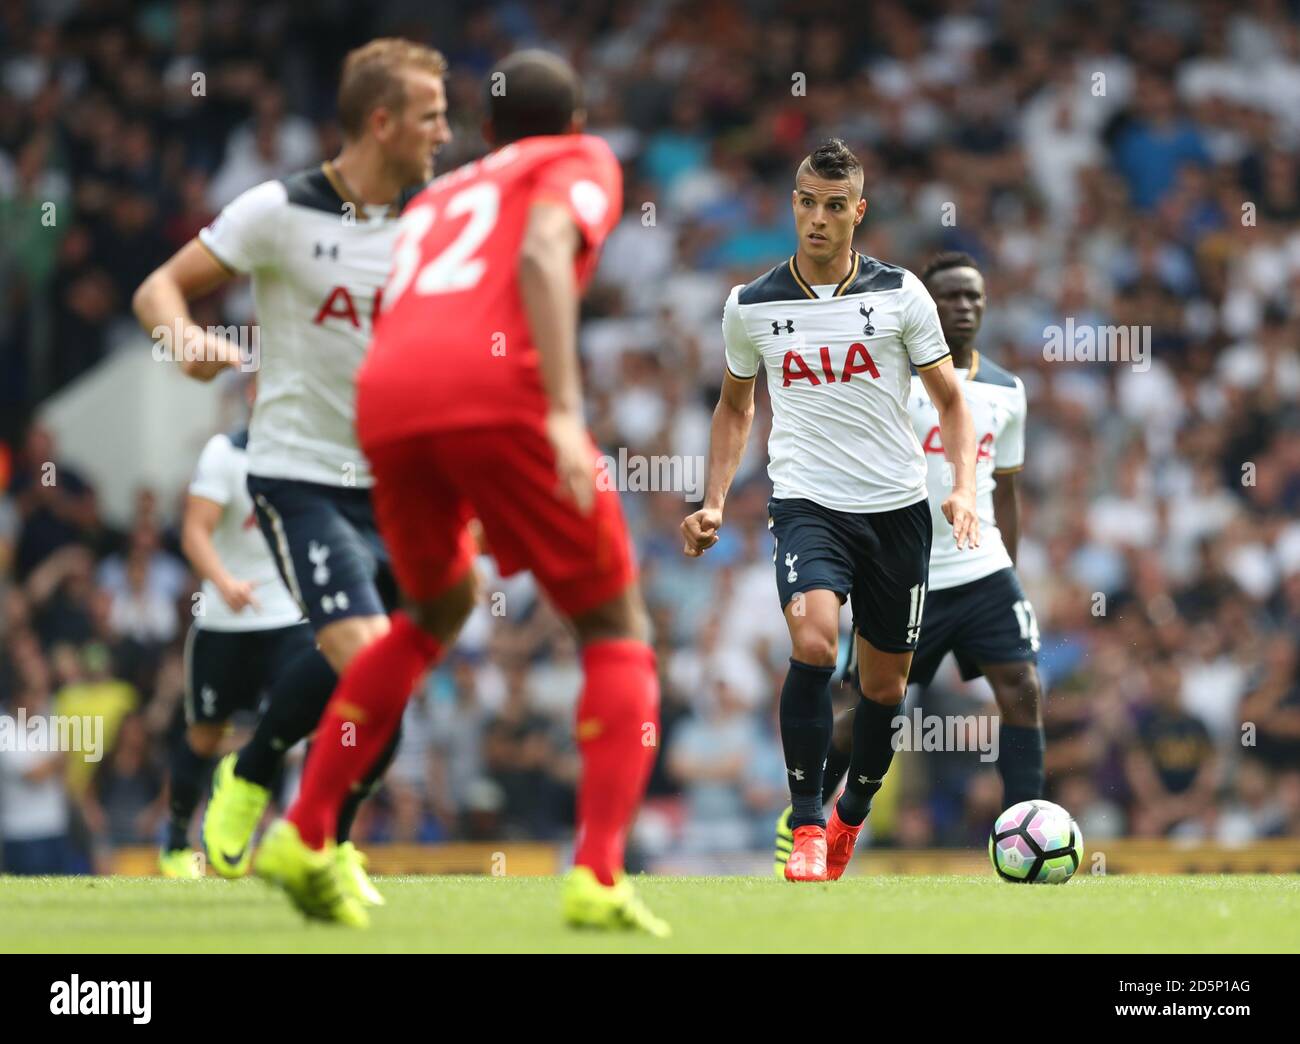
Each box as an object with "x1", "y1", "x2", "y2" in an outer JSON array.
[{"x1": 254, "y1": 50, "x2": 668, "y2": 936}]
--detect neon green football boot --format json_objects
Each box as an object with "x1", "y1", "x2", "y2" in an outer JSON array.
[
  {"x1": 562, "y1": 866, "x2": 671, "y2": 938},
  {"x1": 336, "y1": 841, "x2": 385, "y2": 906},
  {"x1": 773, "y1": 805, "x2": 794, "y2": 878},
  {"x1": 159, "y1": 847, "x2": 204, "y2": 879},
  {"x1": 254, "y1": 819, "x2": 369, "y2": 928},
  {"x1": 202, "y1": 753, "x2": 270, "y2": 878}
]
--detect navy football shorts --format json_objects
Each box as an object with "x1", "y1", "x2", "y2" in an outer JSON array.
[
  {"x1": 906, "y1": 567, "x2": 1040, "y2": 686},
  {"x1": 247, "y1": 475, "x2": 398, "y2": 631},
  {"x1": 768, "y1": 496, "x2": 932, "y2": 654},
  {"x1": 182, "y1": 621, "x2": 316, "y2": 725}
]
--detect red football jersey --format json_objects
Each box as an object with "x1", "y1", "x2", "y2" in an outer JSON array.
[{"x1": 358, "y1": 134, "x2": 623, "y2": 445}]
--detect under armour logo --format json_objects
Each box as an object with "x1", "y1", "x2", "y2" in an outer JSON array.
[
  {"x1": 772, "y1": 319, "x2": 794, "y2": 335},
  {"x1": 308, "y1": 541, "x2": 331, "y2": 585},
  {"x1": 788, "y1": 767, "x2": 805, "y2": 781},
  {"x1": 860, "y1": 303, "x2": 875, "y2": 335},
  {"x1": 314, "y1": 242, "x2": 339, "y2": 260},
  {"x1": 857, "y1": 774, "x2": 870, "y2": 785},
  {"x1": 201, "y1": 686, "x2": 217, "y2": 715},
  {"x1": 785, "y1": 552, "x2": 799, "y2": 583}
]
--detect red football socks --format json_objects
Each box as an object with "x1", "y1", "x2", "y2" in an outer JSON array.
[
  {"x1": 287, "y1": 612, "x2": 442, "y2": 849},
  {"x1": 572, "y1": 639, "x2": 661, "y2": 886}
]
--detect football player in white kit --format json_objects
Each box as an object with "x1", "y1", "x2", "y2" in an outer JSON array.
[
  {"x1": 134, "y1": 39, "x2": 452, "y2": 903},
  {"x1": 681, "y1": 140, "x2": 980, "y2": 882},
  {"x1": 772, "y1": 252, "x2": 1045, "y2": 878},
  {"x1": 161, "y1": 397, "x2": 313, "y2": 878}
]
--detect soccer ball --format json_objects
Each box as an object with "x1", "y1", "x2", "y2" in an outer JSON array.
[{"x1": 988, "y1": 800, "x2": 1083, "y2": 884}]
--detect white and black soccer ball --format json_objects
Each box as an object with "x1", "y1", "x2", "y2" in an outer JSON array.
[{"x1": 988, "y1": 800, "x2": 1083, "y2": 884}]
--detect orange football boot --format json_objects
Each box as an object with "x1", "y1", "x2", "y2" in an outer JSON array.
[
  {"x1": 824, "y1": 806, "x2": 864, "y2": 880},
  {"x1": 784, "y1": 824, "x2": 828, "y2": 882}
]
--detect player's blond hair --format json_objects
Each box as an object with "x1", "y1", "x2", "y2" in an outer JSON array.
[{"x1": 338, "y1": 38, "x2": 448, "y2": 140}]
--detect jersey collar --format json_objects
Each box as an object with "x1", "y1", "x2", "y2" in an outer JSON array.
[
  {"x1": 321, "y1": 161, "x2": 367, "y2": 220},
  {"x1": 320, "y1": 161, "x2": 405, "y2": 221},
  {"x1": 788, "y1": 250, "x2": 861, "y2": 300}
]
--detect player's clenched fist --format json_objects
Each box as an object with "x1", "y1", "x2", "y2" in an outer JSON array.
[
  {"x1": 941, "y1": 488, "x2": 980, "y2": 550},
  {"x1": 681, "y1": 507, "x2": 723, "y2": 557}
]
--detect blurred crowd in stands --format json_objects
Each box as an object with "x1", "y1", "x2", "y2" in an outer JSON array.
[{"x1": 2, "y1": 0, "x2": 1299, "y2": 872}]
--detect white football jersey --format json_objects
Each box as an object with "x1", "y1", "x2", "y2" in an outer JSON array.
[
  {"x1": 188, "y1": 431, "x2": 304, "y2": 631},
  {"x1": 199, "y1": 163, "x2": 416, "y2": 487},
  {"x1": 724, "y1": 252, "x2": 951, "y2": 512},
  {"x1": 908, "y1": 350, "x2": 1026, "y2": 590}
]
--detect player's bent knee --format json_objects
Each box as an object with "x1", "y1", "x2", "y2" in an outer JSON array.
[
  {"x1": 408, "y1": 569, "x2": 478, "y2": 643},
  {"x1": 858, "y1": 676, "x2": 906, "y2": 706},
  {"x1": 571, "y1": 583, "x2": 649, "y2": 646},
  {"x1": 987, "y1": 662, "x2": 1042, "y2": 726},
  {"x1": 317, "y1": 614, "x2": 392, "y2": 672},
  {"x1": 999, "y1": 686, "x2": 1042, "y2": 727},
  {"x1": 791, "y1": 637, "x2": 837, "y2": 667}
]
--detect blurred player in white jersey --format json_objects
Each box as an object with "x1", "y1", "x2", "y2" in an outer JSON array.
[
  {"x1": 681, "y1": 140, "x2": 979, "y2": 882},
  {"x1": 134, "y1": 39, "x2": 451, "y2": 904},
  {"x1": 161, "y1": 381, "x2": 312, "y2": 878},
  {"x1": 773, "y1": 252, "x2": 1045, "y2": 878}
]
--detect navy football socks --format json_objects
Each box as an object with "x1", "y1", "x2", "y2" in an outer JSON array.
[{"x1": 780, "y1": 658, "x2": 836, "y2": 828}]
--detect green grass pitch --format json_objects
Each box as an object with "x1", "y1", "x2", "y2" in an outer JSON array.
[{"x1": 1, "y1": 874, "x2": 1296, "y2": 953}]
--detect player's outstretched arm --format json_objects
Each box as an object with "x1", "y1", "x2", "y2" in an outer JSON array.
[
  {"x1": 919, "y1": 358, "x2": 980, "y2": 549},
  {"x1": 181, "y1": 493, "x2": 259, "y2": 613},
  {"x1": 681, "y1": 371, "x2": 755, "y2": 557},
  {"x1": 132, "y1": 238, "x2": 239, "y2": 382},
  {"x1": 518, "y1": 202, "x2": 594, "y2": 514}
]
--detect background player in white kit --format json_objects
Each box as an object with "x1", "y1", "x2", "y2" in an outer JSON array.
[
  {"x1": 161, "y1": 388, "x2": 313, "y2": 878},
  {"x1": 133, "y1": 39, "x2": 452, "y2": 902},
  {"x1": 681, "y1": 140, "x2": 979, "y2": 883},
  {"x1": 772, "y1": 252, "x2": 1046, "y2": 878}
]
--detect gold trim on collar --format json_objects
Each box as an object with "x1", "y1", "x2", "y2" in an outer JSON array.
[
  {"x1": 833, "y1": 251, "x2": 860, "y2": 297},
  {"x1": 789, "y1": 252, "x2": 860, "y2": 300},
  {"x1": 966, "y1": 350, "x2": 980, "y2": 381},
  {"x1": 322, "y1": 161, "x2": 368, "y2": 220},
  {"x1": 788, "y1": 257, "x2": 817, "y2": 299}
]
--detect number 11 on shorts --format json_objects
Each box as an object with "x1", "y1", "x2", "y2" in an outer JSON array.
[
  {"x1": 907, "y1": 583, "x2": 927, "y2": 644},
  {"x1": 1012, "y1": 598, "x2": 1040, "y2": 652}
]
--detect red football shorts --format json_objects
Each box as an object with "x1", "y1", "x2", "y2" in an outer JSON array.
[{"x1": 364, "y1": 424, "x2": 637, "y2": 617}]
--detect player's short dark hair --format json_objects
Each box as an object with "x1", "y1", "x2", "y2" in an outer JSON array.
[
  {"x1": 487, "y1": 50, "x2": 581, "y2": 143},
  {"x1": 921, "y1": 251, "x2": 981, "y2": 284},
  {"x1": 796, "y1": 138, "x2": 864, "y2": 192},
  {"x1": 337, "y1": 38, "x2": 448, "y2": 140}
]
